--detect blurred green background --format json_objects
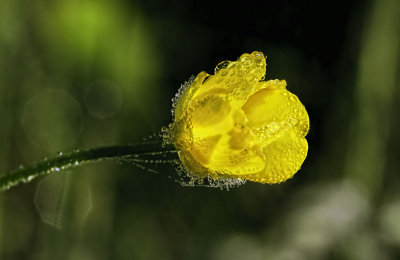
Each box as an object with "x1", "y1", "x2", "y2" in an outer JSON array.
[{"x1": 1, "y1": 0, "x2": 399, "y2": 259}]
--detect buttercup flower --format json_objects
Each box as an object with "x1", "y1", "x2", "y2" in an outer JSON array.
[{"x1": 168, "y1": 51, "x2": 309, "y2": 184}]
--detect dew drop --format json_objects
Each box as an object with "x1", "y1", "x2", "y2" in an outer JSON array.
[{"x1": 215, "y1": 60, "x2": 230, "y2": 73}]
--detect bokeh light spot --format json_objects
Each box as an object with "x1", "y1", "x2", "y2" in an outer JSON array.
[
  {"x1": 34, "y1": 172, "x2": 69, "y2": 229},
  {"x1": 21, "y1": 89, "x2": 83, "y2": 151},
  {"x1": 84, "y1": 79, "x2": 122, "y2": 119}
]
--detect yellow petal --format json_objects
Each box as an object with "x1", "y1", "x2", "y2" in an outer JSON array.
[
  {"x1": 174, "y1": 71, "x2": 209, "y2": 121},
  {"x1": 242, "y1": 83, "x2": 309, "y2": 138},
  {"x1": 206, "y1": 134, "x2": 265, "y2": 177},
  {"x1": 192, "y1": 51, "x2": 266, "y2": 106},
  {"x1": 241, "y1": 127, "x2": 308, "y2": 183}
]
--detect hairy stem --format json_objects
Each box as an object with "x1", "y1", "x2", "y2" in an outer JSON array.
[{"x1": 0, "y1": 142, "x2": 176, "y2": 192}]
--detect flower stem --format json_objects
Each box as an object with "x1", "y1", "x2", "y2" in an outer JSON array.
[{"x1": 0, "y1": 142, "x2": 176, "y2": 192}]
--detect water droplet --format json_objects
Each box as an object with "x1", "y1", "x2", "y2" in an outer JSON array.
[{"x1": 215, "y1": 60, "x2": 230, "y2": 73}]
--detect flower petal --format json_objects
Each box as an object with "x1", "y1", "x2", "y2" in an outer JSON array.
[
  {"x1": 242, "y1": 127, "x2": 308, "y2": 183},
  {"x1": 207, "y1": 135, "x2": 266, "y2": 176},
  {"x1": 174, "y1": 71, "x2": 210, "y2": 121},
  {"x1": 192, "y1": 51, "x2": 267, "y2": 107},
  {"x1": 242, "y1": 84, "x2": 309, "y2": 138}
]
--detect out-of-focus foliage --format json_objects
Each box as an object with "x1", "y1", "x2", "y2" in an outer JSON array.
[{"x1": 0, "y1": 0, "x2": 399, "y2": 259}]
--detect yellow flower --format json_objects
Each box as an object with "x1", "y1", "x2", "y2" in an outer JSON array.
[{"x1": 168, "y1": 51, "x2": 309, "y2": 184}]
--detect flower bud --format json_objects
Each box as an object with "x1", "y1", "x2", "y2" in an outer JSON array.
[{"x1": 169, "y1": 51, "x2": 309, "y2": 184}]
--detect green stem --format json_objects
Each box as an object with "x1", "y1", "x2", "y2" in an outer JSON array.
[{"x1": 0, "y1": 142, "x2": 177, "y2": 192}]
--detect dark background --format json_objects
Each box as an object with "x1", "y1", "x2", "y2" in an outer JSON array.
[{"x1": 1, "y1": 0, "x2": 399, "y2": 259}]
